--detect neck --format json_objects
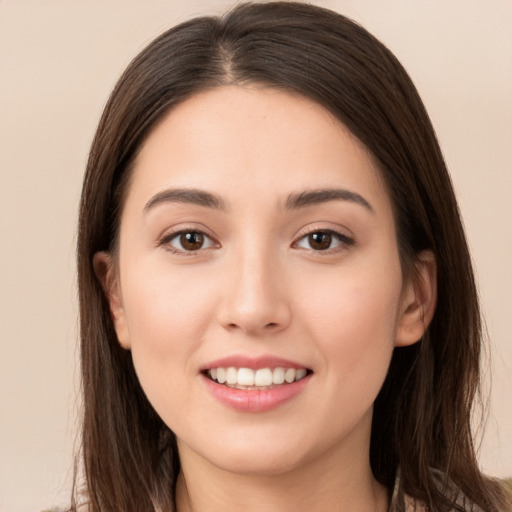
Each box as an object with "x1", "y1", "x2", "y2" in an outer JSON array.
[{"x1": 175, "y1": 426, "x2": 389, "y2": 512}]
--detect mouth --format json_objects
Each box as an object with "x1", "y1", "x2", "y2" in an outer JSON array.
[
  {"x1": 200, "y1": 356, "x2": 313, "y2": 412},
  {"x1": 202, "y1": 366, "x2": 312, "y2": 390}
]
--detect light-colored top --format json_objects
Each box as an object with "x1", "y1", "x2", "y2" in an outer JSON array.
[
  {"x1": 389, "y1": 469, "x2": 484, "y2": 511},
  {"x1": 44, "y1": 471, "x2": 510, "y2": 512}
]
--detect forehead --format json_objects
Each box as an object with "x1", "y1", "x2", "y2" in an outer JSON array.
[{"x1": 127, "y1": 85, "x2": 391, "y2": 215}]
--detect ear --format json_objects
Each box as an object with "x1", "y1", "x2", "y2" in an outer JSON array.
[
  {"x1": 93, "y1": 251, "x2": 131, "y2": 350},
  {"x1": 395, "y1": 250, "x2": 437, "y2": 347}
]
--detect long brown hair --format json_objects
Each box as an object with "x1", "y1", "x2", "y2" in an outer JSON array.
[{"x1": 75, "y1": 2, "x2": 507, "y2": 511}]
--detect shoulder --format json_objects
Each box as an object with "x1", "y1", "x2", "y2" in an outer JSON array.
[
  {"x1": 394, "y1": 493, "x2": 485, "y2": 512},
  {"x1": 390, "y1": 469, "x2": 487, "y2": 512}
]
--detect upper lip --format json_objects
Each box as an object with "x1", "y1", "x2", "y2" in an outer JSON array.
[{"x1": 201, "y1": 355, "x2": 310, "y2": 371}]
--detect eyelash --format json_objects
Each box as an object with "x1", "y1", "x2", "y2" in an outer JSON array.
[
  {"x1": 293, "y1": 229, "x2": 354, "y2": 253},
  {"x1": 159, "y1": 228, "x2": 354, "y2": 255},
  {"x1": 159, "y1": 228, "x2": 219, "y2": 255}
]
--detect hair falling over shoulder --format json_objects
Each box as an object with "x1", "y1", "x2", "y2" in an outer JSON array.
[{"x1": 72, "y1": 2, "x2": 510, "y2": 511}]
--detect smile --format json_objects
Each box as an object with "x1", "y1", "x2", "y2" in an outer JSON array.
[
  {"x1": 201, "y1": 358, "x2": 313, "y2": 412},
  {"x1": 206, "y1": 367, "x2": 309, "y2": 389}
]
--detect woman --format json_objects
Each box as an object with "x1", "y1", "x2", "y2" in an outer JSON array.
[{"x1": 73, "y1": 2, "x2": 510, "y2": 511}]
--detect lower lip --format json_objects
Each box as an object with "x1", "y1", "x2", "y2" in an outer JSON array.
[{"x1": 201, "y1": 373, "x2": 311, "y2": 412}]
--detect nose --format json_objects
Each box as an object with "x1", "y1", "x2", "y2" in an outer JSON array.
[{"x1": 217, "y1": 246, "x2": 292, "y2": 337}]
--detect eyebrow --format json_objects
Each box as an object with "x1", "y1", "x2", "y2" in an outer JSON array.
[
  {"x1": 285, "y1": 188, "x2": 373, "y2": 213},
  {"x1": 144, "y1": 186, "x2": 373, "y2": 214},
  {"x1": 144, "y1": 188, "x2": 227, "y2": 213}
]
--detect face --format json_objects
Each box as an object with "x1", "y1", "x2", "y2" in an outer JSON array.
[{"x1": 99, "y1": 86, "x2": 429, "y2": 477}]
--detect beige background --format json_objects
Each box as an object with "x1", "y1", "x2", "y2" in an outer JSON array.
[{"x1": 0, "y1": 1, "x2": 510, "y2": 511}]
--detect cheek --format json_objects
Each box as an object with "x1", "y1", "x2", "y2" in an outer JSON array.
[
  {"x1": 298, "y1": 276, "x2": 401, "y2": 442},
  {"x1": 121, "y1": 261, "x2": 216, "y2": 352},
  {"x1": 118, "y1": 263, "x2": 218, "y2": 414},
  {"x1": 300, "y1": 262, "x2": 402, "y2": 384}
]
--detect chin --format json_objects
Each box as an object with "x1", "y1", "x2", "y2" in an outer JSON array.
[
  {"x1": 211, "y1": 448, "x2": 308, "y2": 477},
  {"x1": 180, "y1": 426, "x2": 333, "y2": 478}
]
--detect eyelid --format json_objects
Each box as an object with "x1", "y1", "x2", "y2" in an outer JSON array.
[
  {"x1": 158, "y1": 225, "x2": 220, "y2": 254},
  {"x1": 292, "y1": 226, "x2": 355, "y2": 253},
  {"x1": 157, "y1": 223, "x2": 354, "y2": 254}
]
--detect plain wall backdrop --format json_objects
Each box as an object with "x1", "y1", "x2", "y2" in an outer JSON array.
[{"x1": 1, "y1": 1, "x2": 511, "y2": 511}]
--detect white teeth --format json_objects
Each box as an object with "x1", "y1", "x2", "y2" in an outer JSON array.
[
  {"x1": 226, "y1": 367, "x2": 237, "y2": 385},
  {"x1": 254, "y1": 368, "x2": 273, "y2": 386},
  {"x1": 207, "y1": 366, "x2": 308, "y2": 387},
  {"x1": 237, "y1": 368, "x2": 255, "y2": 386},
  {"x1": 284, "y1": 368, "x2": 296, "y2": 383},
  {"x1": 296, "y1": 368, "x2": 307, "y2": 380},
  {"x1": 272, "y1": 367, "x2": 285, "y2": 384},
  {"x1": 217, "y1": 367, "x2": 226, "y2": 384}
]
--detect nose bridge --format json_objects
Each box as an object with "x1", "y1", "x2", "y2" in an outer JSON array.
[{"x1": 219, "y1": 234, "x2": 290, "y2": 335}]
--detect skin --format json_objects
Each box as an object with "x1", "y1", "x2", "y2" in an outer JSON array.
[{"x1": 95, "y1": 86, "x2": 436, "y2": 512}]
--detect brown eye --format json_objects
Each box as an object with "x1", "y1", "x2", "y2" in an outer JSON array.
[
  {"x1": 180, "y1": 232, "x2": 205, "y2": 250},
  {"x1": 295, "y1": 229, "x2": 354, "y2": 252},
  {"x1": 163, "y1": 230, "x2": 216, "y2": 253},
  {"x1": 308, "y1": 232, "x2": 332, "y2": 251}
]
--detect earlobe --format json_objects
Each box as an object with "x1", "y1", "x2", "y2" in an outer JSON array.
[
  {"x1": 93, "y1": 252, "x2": 131, "y2": 350},
  {"x1": 395, "y1": 250, "x2": 437, "y2": 347}
]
